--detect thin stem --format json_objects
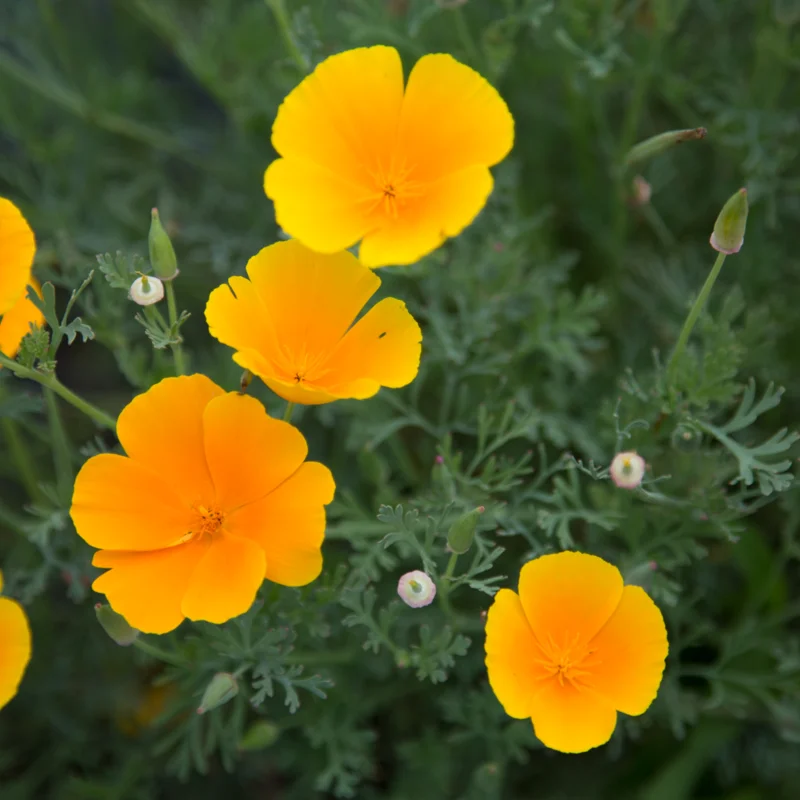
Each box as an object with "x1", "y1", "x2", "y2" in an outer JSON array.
[
  {"x1": 0, "y1": 353, "x2": 117, "y2": 430},
  {"x1": 453, "y1": 6, "x2": 481, "y2": 67},
  {"x1": 265, "y1": 0, "x2": 309, "y2": 73},
  {"x1": 164, "y1": 280, "x2": 186, "y2": 376},
  {"x1": 667, "y1": 252, "x2": 727, "y2": 383},
  {"x1": 283, "y1": 401, "x2": 296, "y2": 423},
  {"x1": 43, "y1": 388, "x2": 73, "y2": 500},
  {"x1": 0, "y1": 415, "x2": 42, "y2": 502},
  {"x1": 438, "y1": 552, "x2": 459, "y2": 617},
  {"x1": 133, "y1": 637, "x2": 189, "y2": 668}
]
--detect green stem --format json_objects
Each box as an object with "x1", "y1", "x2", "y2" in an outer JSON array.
[
  {"x1": 282, "y1": 401, "x2": 295, "y2": 423},
  {"x1": 44, "y1": 388, "x2": 73, "y2": 500},
  {"x1": 438, "y1": 552, "x2": 459, "y2": 616},
  {"x1": 0, "y1": 353, "x2": 116, "y2": 430},
  {"x1": 667, "y1": 252, "x2": 727, "y2": 383},
  {"x1": 164, "y1": 281, "x2": 186, "y2": 376},
  {"x1": 265, "y1": 0, "x2": 309, "y2": 73},
  {"x1": 453, "y1": 6, "x2": 481, "y2": 67},
  {"x1": 133, "y1": 637, "x2": 189, "y2": 668},
  {"x1": 0, "y1": 415, "x2": 42, "y2": 502}
]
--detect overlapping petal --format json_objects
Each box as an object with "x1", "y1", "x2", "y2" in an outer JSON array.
[
  {"x1": 263, "y1": 46, "x2": 513, "y2": 267},
  {"x1": 0, "y1": 198, "x2": 36, "y2": 316},
  {"x1": 117, "y1": 374, "x2": 222, "y2": 506},
  {"x1": 225, "y1": 461, "x2": 334, "y2": 586},
  {"x1": 205, "y1": 241, "x2": 421, "y2": 404},
  {"x1": 0, "y1": 278, "x2": 44, "y2": 359},
  {"x1": 587, "y1": 586, "x2": 669, "y2": 715},
  {"x1": 0, "y1": 572, "x2": 31, "y2": 710}
]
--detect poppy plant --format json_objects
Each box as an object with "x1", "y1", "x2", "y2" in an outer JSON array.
[
  {"x1": 205, "y1": 239, "x2": 422, "y2": 405},
  {"x1": 485, "y1": 551, "x2": 668, "y2": 753},
  {"x1": 0, "y1": 198, "x2": 44, "y2": 359},
  {"x1": 70, "y1": 375, "x2": 335, "y2": 634},
  {"x1": 0, "y1": 570, "x2": 32, "y2": 711},
  {"x1": 264, "y1": 45, "x2": 514, "y2": 267}
]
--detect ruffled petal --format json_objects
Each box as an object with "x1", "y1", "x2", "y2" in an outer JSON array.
[
  {"x1": 224, "y1": 461, "x2": 334, "y2": 587},
  {"x1": 518, "y1": 551, "x2": 623, "y2": 651},
  {"x1": 92, "y1": 543, "x2": 208, "y2": 634},
  {"x1": 116, "y1": 375, "x2": 222, "y2": 506},
  {"x1": 0, "y1": 279, "x2": 44, "y2": 359},
  {"x1": 202, "y1": 392, "x2": 308, "y2": 511},
  {"x1": 586, "y1": 586, "x2": 668, "y2": 716},
  {"x1": 485, "y1": 588, "x2": 550, "y2": 719},
  {"x1": 398, "y1": 53, "x2": 513, "y2": 181},
  {"x1": 358, "y1": 165, "x2": 493, "y2": 268},
  {"x1": 0, "y1": 596, "x2": 32, "y2": 710},
  {"x1": 0, "y1": 198, "x2": 36, "y2": 317},
  {"x1": 71, "y1": 454, "x2": 195, "y2": 551},
  {"x1": 529, "y1": 680, "x2": 617, "y2": 754},
  {"x1": 323, "y1": 298, "x2": 422, "y2": 395},
  {"x1": 180, "y1": 533, "x2": 266, "y2": 624}
]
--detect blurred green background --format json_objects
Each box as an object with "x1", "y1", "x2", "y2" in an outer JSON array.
[{"x1": 1, "y1": 1, "x2": 800, "y2": 798}]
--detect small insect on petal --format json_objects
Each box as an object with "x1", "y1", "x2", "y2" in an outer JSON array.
[{"x1": 397, "y1": 570, "x2": 437, "y2": 608}]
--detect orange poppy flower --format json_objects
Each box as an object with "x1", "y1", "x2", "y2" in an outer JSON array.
[
  {"x1": 0, "y1": 569, "x2": 32, "y2": 711},
  {"x1": 485, "y1": 551, "x2": 668, "y2": 753},
  {"x1": 205, "y1": 239, "x2": 422, "y2": 405},
  {"x1": 263, "y1": 46, "x2": 514, "y2": 268},
  {"x1": 70, "y1": 375, "x2": 335, "y2": 634},
  {"x1": 0, "y1": 198, "x2": 44, "y2": 358}
]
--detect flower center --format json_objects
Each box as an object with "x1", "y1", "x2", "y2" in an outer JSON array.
[
  {"x1": 358, "y1": 158, "x2": 427, "y2": 220},
  {"x1": 534, "y1": 632, "x2": 598, "y2": 690},
  {"x1": 177, "y1": 505, "x2": 225, "y2": 544}
]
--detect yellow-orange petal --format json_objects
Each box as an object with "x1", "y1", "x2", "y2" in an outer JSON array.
[
  {"x1": 0, "y1": 198, "x2": 36, "y2": 317},
  {"x1": 587, "y1": 585, "x2": 668, "y2": 716},
  {"x1": 225, "y1": 461, "x2": 334, "y2": 586},
  {"x1": 0, "y1": 279, "x2": 44, "y2": 359},
  {"x1": 71, "y1": 454, "x2": 195, "y2": 551},
  {"x1": 180, "y1": 533, "x2": 266, "y2": 624},
  {"x1": 529, "y1": 681, "x2": 617, "y2": 754},
  {"x1": 358, "y1": 165, "x2": 493, "y2": 268},
  {"x1": 398, "y1": 53, "x2": 514, "y2": 182},
  {"x1": 92, "y1": 543, "x2": 208, "y2": 634},
  {"x1": 117, "y1": 375, "x2": 222, "y2": 507},
  {"x1": 485, "y1": 588, "x2": 550, "y2": 719},
  {"x1": 323, "y1": 298, "x2": 422, "y2": 395},
  {"x1": 0, "y1": 595, "x2": 32, "y2": 710},
  {"x1": 202, "y1": 392, "x2": 308, "y2": 511},
  {"x1": 518, "y1": 552, "x2": 623, "y2": 651}
]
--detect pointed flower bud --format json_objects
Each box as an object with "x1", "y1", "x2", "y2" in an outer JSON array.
[
  {"x1": 197, "y1": 672, "x2": 238, "y2": 714},
  {"x1": 609, "y1": 451, "x2": 646, "y2": 489},
  {"x1": 397, "y1": 570, "x2": 436, "y2": 608},
  {"x1": 95, "y1": 603, "x2": 139, "y2": 646},
  {"x1": 446, "y1": 506, "x2": 485, "y2": 554},
  {"x1": 238, "y1": 720, "x2": 280, "y2": 751},
  {"x1": 148, "y1": 208, "x2": 179, "y2": 280},
  {"x1": 624, "y1": 127, "x2": 707, "y2": 167},
  {"x1": 710, "y1": 188, "x2": 748, "y2": 255},
  {"x1": 129, "y1": 275, "x2": 164, "y2": 306}
]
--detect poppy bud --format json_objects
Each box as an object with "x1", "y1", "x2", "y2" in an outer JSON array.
[
  {"x1": 95, "y1": 603, "x2": 139, "y2": 646},
  {"x1": 197, "y1": 672, "x2": 238, "y2": 714},
  {"x1": 624, "y1": 127, "x2": 707, "y2": 167},
  {"x1": 129, "y1": 275, "x2": 164, "y2": 306},
  {"x1": 609, "y1": 451, "x2": 646, "y2": 489},
  {"x1": 148, "y1": 208, "x2": 179, "y2": 280},
  {"x1": 710, "y1": 188, "x2": 748, "y2": 255},
  {"x1": 397, "y1": 570, "x2": 436, "y2": 608},
  {"x1": 446, "y1": 506, "x2": 485, "y2": 554},
  {"x1": 238, "y1": 720, "x2": 280, "y2": 751}
]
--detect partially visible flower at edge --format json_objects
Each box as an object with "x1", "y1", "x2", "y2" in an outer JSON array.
[
  {"x1": 205, "y1": 239, "x2": 422, "y2": 405},
  {"x1": 70, "y1": 374, "x2": 336, "y2": 634},
  {"x1": 609, "y1": 451, "x2": 646, "y2": 489},
  {"x1": 398, "y1": 570, "x2": 437, "y2": 608},
  {"x1": 264, "y1": 45, "x2": 514, "y2": 268},
  {"x1": 0, "y1": 569, "x2": 32, "y2": 711},
  {"x1": 0, "y1": 198, "x2": 45, "y2": 360},
  {"x1": 485, "y1": 551, "x2": 668, "y2": 754}
]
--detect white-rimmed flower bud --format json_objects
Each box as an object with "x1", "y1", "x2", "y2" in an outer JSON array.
[
  {"x1": 129, "y1": 275, "x2": 164, "y2": 306},
  {"x1": 710, "y1": 188, "x2": 748, "y2": 255},
  {"x1": 197, "y1": 672, "x2": 238, "y2": 714},
  {"x1": 609, "y1": 451, "x2": 646, "y2": 489},
  {"x1": 397, "y1": 570, "x2": 436, "y2": 608}
]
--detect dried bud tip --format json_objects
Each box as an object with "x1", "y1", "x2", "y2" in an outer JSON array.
[
  {"x1": 631, "y1": 175, "x2": 652, "y2": 206},
  {"x1": 609, "y1": 451, "x2": 646, "y2": 490},
  {"x1": 397, "y1": 570, "x2": 436, "y2": 608},
  {"x1": 435, "y1": 455, "x2": 444, "y2": 464},
  {"x1": 710, "y1": 188, "x2": 748, "y2": 255}
]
